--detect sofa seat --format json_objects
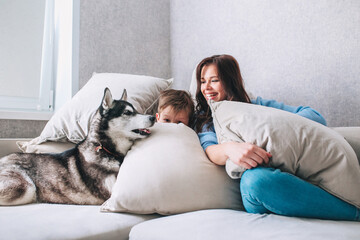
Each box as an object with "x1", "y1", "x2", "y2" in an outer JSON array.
[
  {"x1": 0, "y1": 127, "x2": 359, "y2": 239},
  {"x1": 0, "y1": 204, "x2": 160, "y2": 240},
  {"x1": 129, "y1": 209, "x2": 360, "y2": 240}
]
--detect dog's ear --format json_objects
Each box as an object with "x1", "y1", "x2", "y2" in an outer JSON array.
[
  {"x1": 121, "y1": 89, "x2": 127, "y2": 101},
  {"x1": 102, "y1": 87, "x2": 113, "y2": 110}
]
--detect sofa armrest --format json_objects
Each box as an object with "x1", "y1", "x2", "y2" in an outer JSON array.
[
  {"x1": 333, "y1": 127, "x2": 360, "y2": 163},
  {"x1": 0, "y1": 138, "x2": 31, "y2": 158}
]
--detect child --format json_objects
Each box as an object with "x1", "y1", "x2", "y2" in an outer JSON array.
[{"x1": 156, "y1": 89, "x2": 194, "y2": 126}]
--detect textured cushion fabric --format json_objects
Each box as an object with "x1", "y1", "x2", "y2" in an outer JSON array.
[
  {"x1": 101, "y1": 123, "x2": 243, "y2": 215},
  {"x1": 209, "y1": 100, "x2": 360, "y2": 208},
  {"x1": 129, "y1": 209, "x2": 360, "y2": 240},
  {"x1": 0, "y1": 204, "x2": 159, "y2": 240},
  {"x1": 21, "y1": 73, "x2": 173, "y2": 147}
]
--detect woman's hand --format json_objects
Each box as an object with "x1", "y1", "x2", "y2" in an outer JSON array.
[
  {"x1": 205, "y1": 142, "x2": 271, "y2": 168},
  {"x1": 223, "y1": 142, "x2": 271, "y2": 169}
]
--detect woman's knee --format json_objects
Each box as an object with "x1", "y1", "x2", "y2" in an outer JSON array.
[
  {"x1": 240, "y1": 167, "x2": 280, "y2": 197},
  {"x1": 240, "y1": 167, "x2": 280, "y2": 214}
]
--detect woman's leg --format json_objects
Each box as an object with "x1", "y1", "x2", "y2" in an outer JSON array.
[{"x1": 240, "y1": 167, "x2": 360, "y2": 221}]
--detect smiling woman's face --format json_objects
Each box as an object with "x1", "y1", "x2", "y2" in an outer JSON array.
[{"x1": 200, "y1": 64, "x2": 227, "y2": 102}]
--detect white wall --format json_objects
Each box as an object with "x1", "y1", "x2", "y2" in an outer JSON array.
[{"x1": 170, "y1": 0, "x2": 360, "y2": 127}]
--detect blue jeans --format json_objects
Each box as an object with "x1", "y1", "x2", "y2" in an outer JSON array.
[{"x1": 240, "y1": 167, "x2": 360, "y2": 221}]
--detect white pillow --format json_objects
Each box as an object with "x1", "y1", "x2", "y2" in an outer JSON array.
[
  {"x1": 210, "y1": 100, "x2": 360, "y2": 208},
  {"x1": 101, "y1": 123, "x2": 243, "y2": 215},
  {"x1": 20, "y1": 73, "x2": 173, "y2": 147}
]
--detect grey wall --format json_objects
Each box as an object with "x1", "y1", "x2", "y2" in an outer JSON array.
[
  {"x1": 79, "y1": 0, "x2": 171, "y2": 87},
  {"x1": 0, "y1": 120, "x2": 47, "y2": 138},
  {"x1": 170, "y1": 0, "x2": 360, "y2": 127}
]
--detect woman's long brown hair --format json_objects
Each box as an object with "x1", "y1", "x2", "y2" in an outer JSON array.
[{"x1": 194, "y1": 54, "x2": 251, "y2": 132}]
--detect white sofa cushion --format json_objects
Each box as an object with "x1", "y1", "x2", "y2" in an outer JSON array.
[
  {"x1": 0, "y1": 204, "x2": 159, "y2": 240},
  {"x1": 129, "y1": 209, "x2": 360, "y2": 240}
]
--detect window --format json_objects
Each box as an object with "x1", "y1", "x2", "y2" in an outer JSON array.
[{"x1": 0, "y1": 0, "x2": 79, "y2": 120}]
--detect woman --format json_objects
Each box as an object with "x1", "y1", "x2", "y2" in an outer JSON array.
[{"x1": 194, "y1": 54, "x2": 360, "y2": 221}]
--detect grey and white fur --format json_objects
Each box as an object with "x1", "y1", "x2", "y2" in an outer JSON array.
[{"x1": 0, "y1": 88, "x2": 155, "y2": 205}]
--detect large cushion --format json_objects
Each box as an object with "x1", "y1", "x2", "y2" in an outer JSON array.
[
  {"x1": 129, "y1": 209, "x2": 360, "y2": 240},
  {"x1": 0, "y1": 203, "x2": 159, "y2": 240},
  {"x1": 18, "y1": 73, "x2": 173, "y2": 150},
  {"x1": 101, "y1": 123, "x2": 243, "y2": 215},
  {"x1": 210, "y1": 100, "x2": 360, "y2": 208}
]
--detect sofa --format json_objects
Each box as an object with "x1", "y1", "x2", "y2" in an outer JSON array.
[
  {"x1": 1, "y1": 73, "x2": 360, "y2": 240},
  {"x1": 1, "y1": 130, "x2": 360, "y2": 240}
]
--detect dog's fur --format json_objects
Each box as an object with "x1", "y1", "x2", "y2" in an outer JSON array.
[{"x1": 0, "y1": 88, "x2": 155, "y2": 205}]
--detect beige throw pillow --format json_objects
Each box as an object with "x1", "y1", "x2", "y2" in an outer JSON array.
[
  {"x1": 210, "y1": 100, "x2": 360, "y2": 208},
  {"x1": 18, "y1": 73, "x2": 172, "y2": 150},
  {"x1": 101, "y1": 123, "x2": 243, "y2": 215}
]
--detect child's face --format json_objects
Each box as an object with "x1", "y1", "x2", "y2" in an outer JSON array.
[{"x1": 156, "y1": 106, "x2": 189, "y2": 126}]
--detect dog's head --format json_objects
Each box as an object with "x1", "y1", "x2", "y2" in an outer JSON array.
[{"x1": 99, "y1": 88, "x2": 156, "y2": 141}]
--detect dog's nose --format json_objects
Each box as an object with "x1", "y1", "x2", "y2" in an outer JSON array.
[{"x1": 149, "y1": 116, "x2": 156, "y2": 122}]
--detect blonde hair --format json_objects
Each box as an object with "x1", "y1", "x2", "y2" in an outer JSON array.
[{"x1": 158, "y1": 89, "x2": 195, "y2": 123}]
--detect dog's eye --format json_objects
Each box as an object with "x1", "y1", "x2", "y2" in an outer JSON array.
[{"x1": 124, "y1": 110, "x2": 132, "y2": 115}]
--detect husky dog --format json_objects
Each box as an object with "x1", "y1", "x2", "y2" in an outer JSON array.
[{"x1": 0, "y1": 88, "x2": 155, "y2": 205}]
